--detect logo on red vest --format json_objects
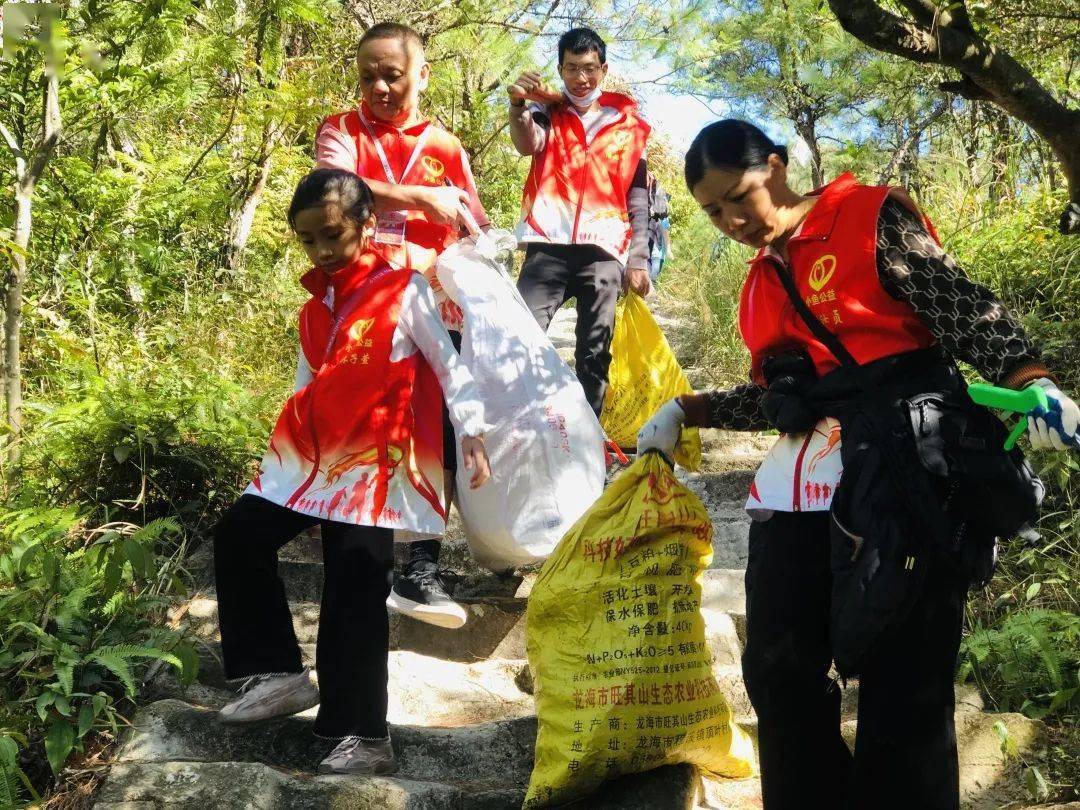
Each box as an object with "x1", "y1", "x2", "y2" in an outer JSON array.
[
  {"x1": 604, "y1": 130, "x2": 633, "y2": 160},
  {"x1": 808, "y1": 254, "x2": 837, "y2": 292},
  {"x1": 420, "y1": 155, "x2": 445, "y2": 183}
]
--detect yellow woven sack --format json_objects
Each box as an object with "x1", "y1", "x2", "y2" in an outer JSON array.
[
  {"x1": 601, "y1": 294, "x2": 702, "y2": 470},
  {"x1": 523, "y1": 452, "x2": 755, "y2": 808}
]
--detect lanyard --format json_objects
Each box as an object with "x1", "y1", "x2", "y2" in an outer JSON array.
[
  {"x1": 357, "y1": 109, "x2": 433, "y2": 185},
  {"x1": 321, "y1": 266, "x2": 394, "y2": 366}
]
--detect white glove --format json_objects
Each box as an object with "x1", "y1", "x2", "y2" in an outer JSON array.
[
  {"x1": 1026, "y1": 378, "x2": 1080, "y2": 451},
  {"x1": 636, "y1": 399, "x2": 685, "y2": 457}
]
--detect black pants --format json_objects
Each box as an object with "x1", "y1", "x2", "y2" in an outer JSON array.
[
  {"x1": 214, "y1": 494, "x2": 394, "y2": 739},
  {"x1": 517, "y1": 243, "x2": 622, "y2": 416},
  {"x1": 742, "y1": 511, "x2": 966, "y2": 810}
]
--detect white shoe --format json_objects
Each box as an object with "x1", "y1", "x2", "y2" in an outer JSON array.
[
  {"x1": 318, "y1": 736, "x2": 399, "y2": 775},
  {"x1": 218, "y1": 668, "x2": 319, "y2": 725}
]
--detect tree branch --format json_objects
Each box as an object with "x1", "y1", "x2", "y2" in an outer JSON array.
[
  {"x1": 879, "y1": 99, "x2": 949, "y2": 185},
  {"x1": 828, "y1": 0, "x2": 1080, "y2": 232},
  {"x1": 26, "y1": 70, "x2": 61, "y2": 183},
  {"x1": 0, "y1": 122, "x2": 21, "y2": 157},
  {"x1": 895, "y1": 0, "x2": 938, "y2": 27}
]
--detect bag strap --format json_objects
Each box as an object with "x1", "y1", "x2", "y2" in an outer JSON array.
[{"x1": 769, "y1": 260, "x2": 858, "y2": 368}]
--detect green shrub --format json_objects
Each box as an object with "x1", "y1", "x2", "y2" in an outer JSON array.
[
  {"x1": 959, "y1": 608, "x2": 1079, "y2": 719},
  {"x1": 0, "y1": 506, "x2": 198, "y2": 805},
  {"x1": 17, "y1": 361, "x2": 271, "y2": 535}
]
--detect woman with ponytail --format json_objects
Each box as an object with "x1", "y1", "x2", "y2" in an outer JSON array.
[{"x1": 637, "y1": 119, "x2": 1077, "y2": 810}]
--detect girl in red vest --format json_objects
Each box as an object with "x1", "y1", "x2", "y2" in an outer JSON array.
[
  {"x1": 316, "y1": 22, "x2": 491, "y2": 627},
  {"x1": 213, "y1": 169, "x2": 490, "y2": 776},
  {"x1": 638, "y1": 120, "x2": 1078, "y2": 810}
]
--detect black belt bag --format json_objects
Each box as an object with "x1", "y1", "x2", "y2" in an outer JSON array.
[
  {"x1": 905, "y1": 391, "x2": 1043, "y2": 546},
  {"x1": 768, "y1": 261, "x2": 1042, "y2": 676}
]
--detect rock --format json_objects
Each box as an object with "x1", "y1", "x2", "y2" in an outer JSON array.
[
  {"x1": 838, "y1": 681, "x2": 986, "y2": 722},
  {"x1": 514, "y1": 662, "x2": 534, "y2": 695},
  {"x1": 698, "y1": 775, "x2": 763, "y2": 810},
  {"x1": 840, "y1": 711, "x2": 1048, "y2": 809},
  {"x1": 116, "y1": 700, "x2": 537, "y2": 787},
  {"x1": 105, "y1": 701, "x2": 708, "y2": 809},
  {"x1": 95, "y1": 760, "x2": 522, "y2": 809}
]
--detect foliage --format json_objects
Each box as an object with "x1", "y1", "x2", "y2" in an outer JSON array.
[{"x1": 0, "y1": 506, "x2": 198, "y2": 804}]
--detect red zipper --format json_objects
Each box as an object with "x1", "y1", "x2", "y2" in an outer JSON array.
[{"x1": 792, "y1": 431, "x2": 814, "y2": 511}]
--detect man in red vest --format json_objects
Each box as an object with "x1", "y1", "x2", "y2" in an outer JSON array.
[
  {"x1": 507, "y1": 27, "x2": 652, "y2": 418},
  {"x1": 316, "y1": 22, "x2": 489, "y2": 630}
]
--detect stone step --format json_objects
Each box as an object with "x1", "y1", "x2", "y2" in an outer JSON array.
[
  {"x1": 171, "y1": 572, "x2": 746, "y2": 677},
  {"x1": 175, "y1": 585, "x2": 527, "y2": 664},
  {"x1": 97, "y1": 699, "x2": 703, "y2": 809},
  {"x1": 698, "y1": 710, "x2": 1048, "y2": 810},
  {"x1": 152, "y1": 647, "x2": 535, "y2": 728},
  {"x1": 161, "y1": 635, "x2": 751, "y2": 731}
]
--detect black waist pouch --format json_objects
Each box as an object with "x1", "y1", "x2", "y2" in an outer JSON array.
[
  {"x1": 828, "y1": 406, "x2": 939, "y2": 677},
  {"x1": 905, "y1": 392, "x2": 1043, "y2": 538},
  {"x1": 905, "y1": 392, "x2": 1043, "y2": 585}
]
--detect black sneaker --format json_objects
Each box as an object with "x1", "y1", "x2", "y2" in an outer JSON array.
[{"x1": 386, "y1": 563, "x2": 468, "y2": 629}]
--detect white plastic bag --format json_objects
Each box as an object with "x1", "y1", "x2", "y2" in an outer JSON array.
[{"x1": 436, "y1": 232, "x2": 606, "y2": 571}]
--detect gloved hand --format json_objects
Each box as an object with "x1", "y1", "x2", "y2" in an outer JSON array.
[
  {"x1": 1026, "y1": 378, "x2": 1080, "y2": 450},
  {"x1": 636, "y1": 399, "x2": 685, "y2": 457}
]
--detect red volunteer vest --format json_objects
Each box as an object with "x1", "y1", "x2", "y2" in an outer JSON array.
[
  {"x1": 252, "y1": 253, "x2": 444, "y2": 528},
  {"x1": 517, "y1": 92, "x2": 651, "y2": 263},
  {"x1": 739, "y1": 174, "x2": 938, "y2": 385},
  {"x1": 320, "y1": 106, "x2": 474, "y2": 274}
]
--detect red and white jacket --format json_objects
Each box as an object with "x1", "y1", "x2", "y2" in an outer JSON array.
[
  {"x1": 515, "y1": 92, "x2": 650, "y2": 265},
  {"x1": 316, "y1": 104, "x2": 490, "y2": 331},
  {"x1": 247, "y1": 253, "x2": 486, "y2": 536},
  {"x1": 740, "y1": 173, "x2": 937, "y2": 513}
]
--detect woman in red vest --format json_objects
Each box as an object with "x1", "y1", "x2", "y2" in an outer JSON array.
[
  {"x1": 637, "y1": 120, "x2": 1078, "y2": 810},
  {"x1": 507, "y1": 27, "x2": 652, "y2": 419},
  {"x1": 317, "y1": 22, "x2": 490, "y2": 628},
  {"x1": 213, "y1": 169, "x2": 490, "y2": 775}
]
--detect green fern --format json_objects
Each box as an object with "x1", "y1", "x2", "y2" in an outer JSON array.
[
  {"x1": 0, "y1": 764, "x2": 25, "y2": 810},
  {"x1": 960, "y1": 608, "x2": 1080, "y2": 718},
  {"x1": 87, "y1": 645, "x2": 182, "y2": 697}
]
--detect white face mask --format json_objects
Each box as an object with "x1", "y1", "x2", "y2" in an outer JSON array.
[{"x1": 563, "y1": 83, "x2": 602, "y2": 108}]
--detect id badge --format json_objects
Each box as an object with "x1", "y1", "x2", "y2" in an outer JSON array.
[{"x1": 374, "y1": 210, "x2": 407, "y2": 246}]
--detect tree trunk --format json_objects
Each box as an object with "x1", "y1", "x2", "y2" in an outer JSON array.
[
  {"x1": 794, "y1": 116, "x2": 824, "y2": 189},
  {"x1": 1, "y1": 69, "x2": 60, "y2": 472},
  {"x1": 4, "y1": 180, "x2": 32, "y2": 469},
  {"x1": 224, "y1": 153, "x2": 273, "y2": 274}
]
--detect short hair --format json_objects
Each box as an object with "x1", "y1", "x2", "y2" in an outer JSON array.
[
  {"x1": 684, "y1": 119, "x2": 789, "y2": 190},
  {"x1": 358, "y1": 22, "x2": 424, "y2": 57},
  {"x1": 288, "y1": 169, "x2": 375, "y2": 230},
  {"x1": 558, "y1": 27, "x2": 606, "y2": 65}
]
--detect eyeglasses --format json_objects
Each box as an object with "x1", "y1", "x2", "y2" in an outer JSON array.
[{"x1": 560, "y1": 64, "x2": 603, "y2": 78}]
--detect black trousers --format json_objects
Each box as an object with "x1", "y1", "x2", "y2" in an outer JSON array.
[
  {"x1": 214, "y1": 494, "x2": 394, "y2": 739},
  {"x1": 742, "y1": 511, "x2": 966, "y2": 810},
  {"x1": 517, "y1": 243, "x2": 622, "y2": 416}
]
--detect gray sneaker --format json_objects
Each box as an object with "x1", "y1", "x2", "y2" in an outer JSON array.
[
  {"x1": 218, "y1": 668, "x2": 319, "y2": 725},
  {"x1": 318, "y1": 736, "x2": 399, "y2": 775}
]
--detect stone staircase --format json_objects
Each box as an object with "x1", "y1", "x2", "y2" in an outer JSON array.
[{"x1": 94, "y1": 308, "x2": 1050, "y2": 809}]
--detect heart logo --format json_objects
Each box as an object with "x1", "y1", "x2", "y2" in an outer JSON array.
[
  {"x1": 420, "y1": 155, "x2": 445, "y2": 182},
  {"x1": 808, "y1": 254, "x2": 837, "y2": 292}
]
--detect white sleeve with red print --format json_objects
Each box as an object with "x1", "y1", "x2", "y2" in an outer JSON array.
[
  {"x1": 393, "y1": 274, "x2": 489, "y2": 438},
  {"x1": 314, "y1": 116, "x2": 358, "y2": 173},
  {"x1": 293, "y1": 345, "x2": 314, "y2": 392}
]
